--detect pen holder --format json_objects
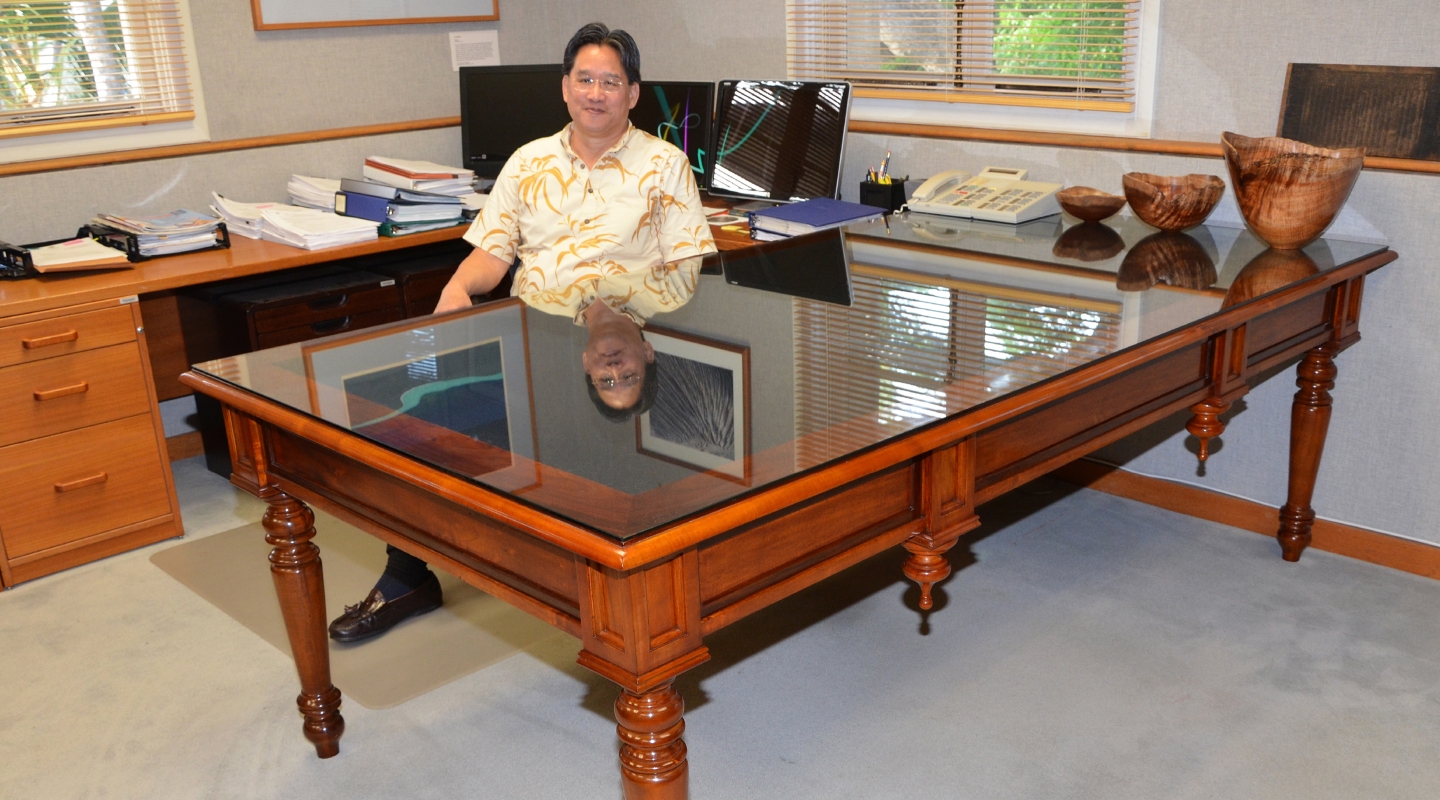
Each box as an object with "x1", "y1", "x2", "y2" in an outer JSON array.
[{"x1": 860, "y1": 179, "x2": 908, "y2": 213}]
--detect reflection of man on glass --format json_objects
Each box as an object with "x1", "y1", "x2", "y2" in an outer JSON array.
[{"x1": 329, "y1": 21, "x2": 715, "y2": 644}]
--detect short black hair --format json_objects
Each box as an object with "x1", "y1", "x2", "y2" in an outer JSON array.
[
  {"x1": 584, "y1": 358, "x2": 660, "y2": 423},
  {"x1": 563, "y1": 22, "x2": 641, "y2": 84}
]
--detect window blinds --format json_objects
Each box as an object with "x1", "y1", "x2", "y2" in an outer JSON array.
[
  {"x1": 0, "y1": 0, "x2": 194, "y2": 139},
  {"x1": 787, "y1": 0, "x2": 1141, "y2": 112}
]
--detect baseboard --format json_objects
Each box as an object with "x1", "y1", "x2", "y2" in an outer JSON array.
[
  {"x1": 165, "y1": 431, "x2": 204, "y2": 462},
  {"x1": 1052, "y1": 459, "x2": 1440, "y2": 581}
]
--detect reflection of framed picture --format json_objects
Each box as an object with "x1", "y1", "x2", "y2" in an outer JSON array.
[
  {"x1": 252, "y1": 0, "x2": 497, "y2": 31},
  {"x1": 302, "y1": 300, "x2": 537, "y2": 490},
  {"x1": 636, "y1": 327, "x2": 751, "y2": 484}
]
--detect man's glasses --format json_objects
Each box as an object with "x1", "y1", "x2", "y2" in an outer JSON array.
[
  {"x1": 592, "y1": 372, "x2": 641, "y2": 391},
  {"x1": 571, "y1": 75, "x2": 626, "y2": 95}
]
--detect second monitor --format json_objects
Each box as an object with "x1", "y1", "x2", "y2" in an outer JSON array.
[{"x1": 629, "y1": 81, "x2": 714, "y2": 190}]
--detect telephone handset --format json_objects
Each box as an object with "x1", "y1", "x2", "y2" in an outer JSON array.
[{"x1": 907, "y1": 166, "x2": 1061, "y2": 224}]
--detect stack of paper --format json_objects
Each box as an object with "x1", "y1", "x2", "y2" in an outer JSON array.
[
  {"x1": 211, "y1": 193, "x2": 298, "y2": 239},
  {"x1": 363, "y1": 156, "x2": 475, "y2": 196},
  {"x1": 28, "y1": 237, "x2": 132, "y2": 272},
  {"x1": 259, "y1": 207, "x2": 378, "y2": 250},
  {"x1": 90, "y1": 209, "x2": 224, "y2": 256},
  {"x1": 288, "y1": 175, "x2": 342, "y2": 210}
]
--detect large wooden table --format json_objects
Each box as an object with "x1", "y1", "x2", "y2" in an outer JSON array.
[{"x1": 181, "y1": 215, "x2": 1394, "y2": 798}]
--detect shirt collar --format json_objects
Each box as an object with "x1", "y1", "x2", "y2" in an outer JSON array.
[{"x1": 559, "y1": 123, "x2": 638, "y2": 164}]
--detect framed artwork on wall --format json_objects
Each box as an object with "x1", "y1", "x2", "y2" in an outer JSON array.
[
  {"x1": 635, "y1": 327, "x2": 751, "y2": 484},
  {"x1": 252, "y1": 0, "x2": 498, "y2": 31}
]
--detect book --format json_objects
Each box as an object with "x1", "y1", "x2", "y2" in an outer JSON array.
[
  {"x1": 361, "y1": 164, "x2": 476, "y2": 196},
  {"x1": 747, "y1": 197, "x2": 884, "y2": 237},
  {"x1": 365, "y1": 156, "x2": 474, "y2": 180},
  {"x1": 378, "y1": 219, "x2": 467, "y2": 237},
  {"x1": 338, "y1": 178, "x2": 462, "y2": 205}
]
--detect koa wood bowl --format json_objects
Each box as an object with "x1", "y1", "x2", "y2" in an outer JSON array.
[
  {"x1": 1122, "y1": 172, "x2": 1226, "y2": 232},
  {"x1": 1221, "y1": 132, "x2": 1365, "y2": 250},
  {"x1": 1116, "y1": 232, "x2": 1217, "y2": 292},
  {"x1": 1056, "y1": 186, "x2": 1126, "y2": 222},
  {"x1": 1222, "y1": 247, "x2": 1320, "y2": 309},
  {"x1": 1052, "y1": 222, "x2": 1125, "y2": 262}
]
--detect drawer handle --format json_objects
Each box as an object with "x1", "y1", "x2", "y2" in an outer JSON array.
[
  {"x1": 309, "y1": 293, "x2": 349, "y2": 311},
  {"x1": 55, "y1": 472, "x2": 108, "y2": 493},
  {"x1": 311, "y1": 316, "x2": 352, "y2": 335},
  {"x1": 33, "y1": 381, "x2": 90, "y2": 401},
  {"x1": 22, "y1": 330, "x2": 79, "y2": 349}
]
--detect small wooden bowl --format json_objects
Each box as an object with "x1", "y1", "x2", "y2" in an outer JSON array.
[
  {"x1": 1221, "y1": 132, "x2": 1365, "y2": 250},
  {"x1": 1122, "y1": 172, "x2": 1226, "y2": 232},
  {"x1": 1056, "y1": 187, "x2": 1126, "y2": 222}
]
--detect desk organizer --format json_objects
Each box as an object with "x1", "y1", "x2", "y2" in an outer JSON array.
[
  {"x1": 0, "y1": 228, "x2": 103, "y2": 280},
  {"x1": 84, "y1": 221, "x2": 231, "y2": 262},
  {"x1": 860, "y1": 179, "x2": 908, "y2": 213}
]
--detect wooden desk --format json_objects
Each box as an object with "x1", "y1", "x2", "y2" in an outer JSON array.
[{"x1": 181, "y1": 218, "x2": 1394, "y2": 798}]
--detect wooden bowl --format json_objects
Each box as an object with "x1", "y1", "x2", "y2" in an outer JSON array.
[
  {"x1": 1222, "y1": 248, "x2": 1320, "y2": 308},
  {"x1": 1221, "y1": 132, "x2": 1365, "y2": 250},
  {"x1": 1122, "y1": 172, "x2": 1226, "y2": 232},
  {"x1": 1057, "y1": 187, "x2": 1126, "y2": 222},
  {"x1": 1116, "y1": 232, "x2": 1217, "y2": 291},
  {"x1": 1052, "y1": 222, "x2": 1125, "y2": 262}
]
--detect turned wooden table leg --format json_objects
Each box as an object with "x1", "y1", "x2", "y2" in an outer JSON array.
[
  {"x1": 616, "y1": 680, "x2": 689, "y2": 799},
  {"x1": 1277, "y1": 344, "x2": 1338, "y2": 562},
  {"x1": 903, "y1": 527, "x2": 964, "y2": 611},
  {"x1": 1186, "y1": 396, "x2": 1231, "y2": 462},
  {"x1": 263, "y1": 491, "x2": 345, "y2": 758}
]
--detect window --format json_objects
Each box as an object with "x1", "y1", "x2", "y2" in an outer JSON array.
[
  {"x1": 1, "y1": 0, "x2": 205, "y2": 160},
  {"x1": 787, "y1": 0, "x2": 1159, "y2": 137}
]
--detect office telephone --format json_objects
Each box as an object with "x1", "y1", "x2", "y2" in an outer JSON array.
[{"x1": 907, "y1": 166, "x2": 1062, "y2": 224}]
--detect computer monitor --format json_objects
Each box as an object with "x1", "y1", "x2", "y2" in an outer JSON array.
[
  {"x1": 707, "y1": 80, "x2": 852, "y2": 203},
  {"x1": 629, "y1": 81, "x2": 714, "y2": 190},
  {"x1": 460, "y1": 64, "x2": 572, "y2": 179}
]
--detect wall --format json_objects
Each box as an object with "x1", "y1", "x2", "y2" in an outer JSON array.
[{"x1": 0, "y1": 0, "x2": 584, "y2": 243}]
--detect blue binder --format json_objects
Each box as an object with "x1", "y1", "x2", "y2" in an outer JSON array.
[{"x1": 334, "y1": 191, "x2": 391, "y2": 224}]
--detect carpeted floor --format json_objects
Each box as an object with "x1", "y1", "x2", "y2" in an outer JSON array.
[{"x1": 2, "y1": 456, "x2": 1438, "y2": 799}]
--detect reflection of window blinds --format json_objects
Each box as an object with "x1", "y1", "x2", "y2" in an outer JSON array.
[
  {"x1": 793, "y1": 268, "x2": 1121, "y2": 470},
  {"x1": 710, "y1": 81, "x2": 847, "y2": 200}
]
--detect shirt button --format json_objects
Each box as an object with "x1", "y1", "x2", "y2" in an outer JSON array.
[
  {"x1": 583, "y1": 219, "x2": 591, "y2": 224},
  {"x1": 588, "y1": 187, "x2": 593, "y2": 193}
]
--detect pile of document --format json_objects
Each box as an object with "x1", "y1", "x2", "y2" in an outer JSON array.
[
  {"x1": 363, "y1": 156, "x2": 475, "y2": 196},
  {"x1": 287, "y1": 175, "x2": 342, "y2": 210},
  {"x1": 334, "y1": 178, "x2": 477, "y2": 236},
  {"x1": 89, "y1": 209, "x2": 225, "y2": 256},
  {"x1": 259, "y1": 206, "x2": 378, "y2": 250},
  {"x1": 27, "y1": 237, "x2": 132, "y2": 272},
  {"x1": 211, "y1": 193, "x2": 298, "y2": 239}
]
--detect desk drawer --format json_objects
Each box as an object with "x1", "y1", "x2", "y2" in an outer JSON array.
[
  {"x1": 255, "y1": 307, "x2": 405, "y2": 349},
  {"x1": 251, "y1": 283, "x2": 402, "y2": 335},
  {"x1": 0, "y1": 414, "x2": 171, "y2": 558},
  {"x1": 0, "y1": 342, "x2": 151, "y2": 447},
  {"x1": 0, "y1": 305, "x2": 137, "y2": 368}
]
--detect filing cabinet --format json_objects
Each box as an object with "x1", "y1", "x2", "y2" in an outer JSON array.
[{"x1": 0, "y1": 300, "x2": 182, "y2": 587}]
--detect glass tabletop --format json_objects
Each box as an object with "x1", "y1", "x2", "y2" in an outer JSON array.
[{"x1": 195, "y1": 213, "x2": 1388, "y2": 540}]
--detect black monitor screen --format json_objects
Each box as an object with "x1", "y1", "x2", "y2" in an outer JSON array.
[
  {"x1": 460, "y1": 64, "x2": 571, "y2": 179},
  {"x1": 721, "y1": 227, "x2": 853, "y2": 306},
  {"x1": 629, "y1": 81, "x2": 714, "y2": 190},
  {"x1": 708, "y1": 80, "x2": 850, "y2": 203}
]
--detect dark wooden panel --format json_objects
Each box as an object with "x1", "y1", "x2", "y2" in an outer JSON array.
[
  {"x1": 974, "y1": 345, "x2": 1207, "y2": 486},
  {"x1": 138, "y1": 293, "x2": 191, "y2": 401},
  {"x1": 697, "y1": 462, "x2": 918, "y2": 612},
  {"x1": 267, "y1": 427, "x2": 581, "y2": 618},
  {"x1": 1244, "y1": 292, "x2": 1330, "y2": 364},
  {"x1": 1280, "y1": 64, "x2": 1440, "y2": 160}
]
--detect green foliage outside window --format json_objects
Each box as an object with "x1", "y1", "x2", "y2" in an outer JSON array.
[
  {"x1": 1, "y1": 1, "x2": 130, "y2": 115},
  {"x1": 992, "y1": 1, "x2": 1128, "y2": 80}
]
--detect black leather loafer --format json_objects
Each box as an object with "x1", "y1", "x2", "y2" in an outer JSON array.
[{"x1": 328, "y1": 573, "x2": 443, "y2": 643}]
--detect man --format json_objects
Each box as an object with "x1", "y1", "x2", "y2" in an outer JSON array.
[{"x1": 328, "y1": 22, "x2": 716, "y2": 643}]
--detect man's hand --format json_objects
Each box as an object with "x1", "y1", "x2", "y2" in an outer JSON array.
[{"x1": 434, "y1": 247, "x2": 513, "y2": 313}]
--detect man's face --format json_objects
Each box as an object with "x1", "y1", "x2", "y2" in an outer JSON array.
[
  {"x1": 583, "y1": 329, "x2": 654, "y2": 410},
  {"x1": 561, "y1": 43, "x2": 640, "y2": 142}
]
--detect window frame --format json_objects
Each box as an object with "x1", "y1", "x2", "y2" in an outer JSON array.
[
  {"x1": 787, "y1": 0, "x2": 1162, "y2": 139},
  {"x1": 0, "y1": 0, "x2": 209, "y2": 165}
]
